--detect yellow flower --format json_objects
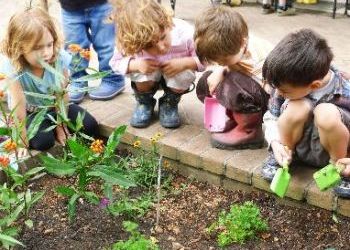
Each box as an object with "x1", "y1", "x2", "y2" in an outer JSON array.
[
  {"x1": 154, "y1": 132, "x2": 163, "y2": 140},
  {"x1": 133, "y1": 140, "x2": 141, "y2": 148},
  {"x1": 4, "y1": 140, "x2": 16, "y2": 152},
  {"x1": 90, "y1": 139, "x2": 104, "y2": 154},
  {"x1": 68, "y1": 43, "x2": 82, "y2": 53},
  {"x1": 163, "y1": 160, "x2": 170, "y2": 169},
  {"x1": 150, "y1": 137, "x2": 157, "y2": 144},
  {"x1": 0, "y1": 73, "x2": 6, "y2": 80},
  {"x1": 0, "y1": 156, "x2": 9, "y2": 168}
]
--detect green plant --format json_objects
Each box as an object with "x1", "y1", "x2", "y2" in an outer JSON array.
[
  {"x1": 41, "y1": 125, "x2": 136, "y2": 221},
  {"x1": 107, "y1": 192, "x2": 153, "y2": 219},
  {"x1": 0, "y1": 166, "x2": 45, "y2": 249},
  {"x1": 111, "y1": 221, "x2": 159, "y2": 250},
  {"x1": 0, "y1": 78, "x2": 46, "y2": 249},
  {"x1": 207, "y1": 201, "x2": 268, "y2": 247}
]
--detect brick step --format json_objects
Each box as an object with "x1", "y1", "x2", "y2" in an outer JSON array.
[{"x1": 81, "y1": 93, "x2": 350, "y2": 217}]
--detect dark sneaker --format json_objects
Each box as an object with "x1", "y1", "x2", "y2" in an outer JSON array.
[
  {"x1": 261, "y1": 152, "x2": 280, "y2": 182},
  {"x1": 262, "y1": 4, "x2": 274, "y2": 14},
  {"x1": 69, "y1": 81, "x2": 87, "y2": 104},
  {"x1": 89, "y1": 80, "x2": 125, "y2": 101},
  {"x1": 334, "y1": 178, "x2": 350, "y2": 198}
]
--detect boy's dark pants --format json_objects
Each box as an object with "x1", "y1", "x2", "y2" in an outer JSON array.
[{"x1": 196, "y1": 70, "x2": 269, "y2": 149}]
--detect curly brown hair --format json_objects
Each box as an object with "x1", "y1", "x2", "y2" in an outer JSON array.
[
  {"x1": 110, "y1": 0, "x2": 173, "y2": 55},
  {"x1": 194, "y1": 6, "x2": 248, "y2": 64},
  {"x1": 1, "y1": 7, "x2": 62, "y2": 72}
]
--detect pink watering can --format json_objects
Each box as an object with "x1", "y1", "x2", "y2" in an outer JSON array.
[{"x1": 204, "y1": 96, "x2": 228, "y2": 132}]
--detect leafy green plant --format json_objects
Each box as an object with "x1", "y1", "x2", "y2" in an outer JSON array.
[
  {"x1": 107, "y1": 192, "x2": 153, "y2": 219},
  {"x1": 0, "y1": 165, "x2": 45, "y2": 249},
  {"x1": 207, "y1": 201, "x2": 268, "y2": 247},
  {"x1": 41, "y1": 125, "x2": 136, "y2": 221},
  {"x1": 111, "y1": 221, "x2": 159, "y2": 250},
  {"x1": 0, "y1": 76, "x2": 46, "y2": 249}
]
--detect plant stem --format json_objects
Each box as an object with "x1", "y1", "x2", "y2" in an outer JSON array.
[{"x1": 155, "y1": 155, "x2": 162, "y2": 227}]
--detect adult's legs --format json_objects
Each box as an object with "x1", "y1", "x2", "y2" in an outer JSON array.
[
  {"x1": 61, "y1": 8, "x2": 90, "y2": 103},
  {"x1": 88, "y1": 3, "x2": 125, "y2": 100}
]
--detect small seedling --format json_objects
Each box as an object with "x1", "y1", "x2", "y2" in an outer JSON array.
[
  {"x1": 270, "y1": 164, "x2": 291, "y2": 198},
  {"x1": 313, "y1": 164, "x2": 342, "y2": 191},
  {"x1": 111, "y1": 221, "x2": 159, "y2": 250}
]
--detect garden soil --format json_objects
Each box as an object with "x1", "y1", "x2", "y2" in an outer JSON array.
[{"x1": 19, "y1": 174, "x2": 350, "y2": 250}]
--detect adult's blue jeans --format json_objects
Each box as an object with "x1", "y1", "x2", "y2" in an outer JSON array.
[{"x1": 61, "y1": 2, "x2": 124, "y2": 89}]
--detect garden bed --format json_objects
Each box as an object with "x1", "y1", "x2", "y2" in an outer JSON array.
[{"x1": 18, "y1": 172, "x2": 350, "y2": 249}]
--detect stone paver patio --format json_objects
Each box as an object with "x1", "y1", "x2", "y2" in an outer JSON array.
[{"x1": 1, "y1": 0, "x2": 350, "y2": 216}]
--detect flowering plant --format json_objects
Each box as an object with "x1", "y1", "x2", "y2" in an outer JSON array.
[{"x1": 42, "y1": 125, "x2": 136, "y2": 221}]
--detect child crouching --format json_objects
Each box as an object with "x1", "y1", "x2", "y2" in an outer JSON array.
[
  {"x1": 194, "y1": 6, "x2": 271, "y2": 149},
  {"x1": 109, "y1": 0, "x2": 204, "y2": 128},
  {"x1": 261, "y1": 29, "x2": 350, "y2": 198}
]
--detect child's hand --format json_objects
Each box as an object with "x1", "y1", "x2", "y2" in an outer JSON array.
[
  {"x1": 336, "y1": 158, "x2": 350, "y2": 177},
  {"x1": 17, "y1": 148, "x2": 28, "y2": 158},
  {"x1": 161, "y1": 58, "x2": 186, "y2": 77},
  {"x1": 55, "y1": 125, "x2": 70, "y2": 146},
  {"x1": 207, "y1": 66, "x2": 227, "y2": 95},
  {"x1": 131, "y1": 58, "x2": 160, "y2": 74},
  {"x1": 340, "y1": 71, "x2": 350, "y2": 80},
  {"x1": 271, "y1": 140, "x2": 292, "y2": 166}
]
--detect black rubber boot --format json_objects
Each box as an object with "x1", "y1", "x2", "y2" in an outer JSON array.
[
  {"x1": 158, "y1": 89, "x2": 182, "y2": 128},
  {"x1": 130, "y1": 82, "x2": 157, "y2": 128}
]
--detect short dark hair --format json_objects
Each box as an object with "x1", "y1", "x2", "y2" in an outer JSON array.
[{"x1": 262, "y1": 29, "x2": 333, "y2": 88}]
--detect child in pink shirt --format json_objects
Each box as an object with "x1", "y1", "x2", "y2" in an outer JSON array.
[{"x1": 109, "y1": 0, "x2": 204, "y2": 128}]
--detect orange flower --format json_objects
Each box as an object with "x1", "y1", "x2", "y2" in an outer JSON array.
[
  {"x1": 79, "y1": 49, "x2": 91, "y2": 60},
  {"x1": 0, "y1": 156, "x2": 10, "y2": 168},
  {"x1": 0, "y1": 73, "x2": 6, "y2": 80},
  {"x1": 0, "y1": 90, "x2": 4, "y2": 98},
  {"x1": 90, "y1": 139, "x2": 104, "y2": 154},
  {"x1": 4, "y1": 140, "x2": 16, "y2": 152},
  {"x1": 68, "y1": 44, "x2": 82, "y2": 53}
]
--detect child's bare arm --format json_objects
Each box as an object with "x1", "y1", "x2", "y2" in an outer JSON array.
[
  {"x1": 55, "y1": 69, "x2": 70, "y2": 146},
  {"x1": 207, "y1": 66, "x2": 227, "y2": 95},
  {"x1": 8, "y1": 79, "x2": 29, "y2": 155}
]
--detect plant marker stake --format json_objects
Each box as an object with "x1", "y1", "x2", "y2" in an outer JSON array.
[
  {"x1": 313, "y1": 164, "x2": 343, "y2": 191},
  {"x1": 155, "y1": 155, "x2": 163, "y2": 227},
  {"x1": 270, "y1": 163, "x2": 291, "y2": 198}
]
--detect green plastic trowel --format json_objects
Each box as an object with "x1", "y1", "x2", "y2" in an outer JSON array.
[
  {"x1": 270, "y1": 164, "x2": 291, "y2": 198},
  {"x1": 313, "y1": 164, "x2": 343, "y2": 191}
]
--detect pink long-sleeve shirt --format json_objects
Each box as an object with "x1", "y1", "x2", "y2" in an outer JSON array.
[{"x1": 109, "y1": 18, "x2": 205, "y2": 75}]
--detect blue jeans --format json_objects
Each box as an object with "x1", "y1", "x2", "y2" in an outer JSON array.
[{"x1": 61, "y1": 2, "x2": 124, "y2": 87}]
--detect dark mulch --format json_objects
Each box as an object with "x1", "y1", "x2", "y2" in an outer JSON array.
[{"x1": 18, "y1": 174, "x2": 350, "y2": 250}]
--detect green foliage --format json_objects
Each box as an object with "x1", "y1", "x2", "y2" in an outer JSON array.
[
  {"x1": 42, "y1": 126, "x2": 136, "y2": 222},
  {"x1": 107, "y1": 193, "x2": 153, "y2": 219},
  {"x1": 0, "y1": 167, "x2": 45, "y2": 249},
  {"x1": 207, "y1": 201, "x2": 268, "y2": 247},
  {"x1": 111, "y1": 221, "x2": 159, "y2": 250}
]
